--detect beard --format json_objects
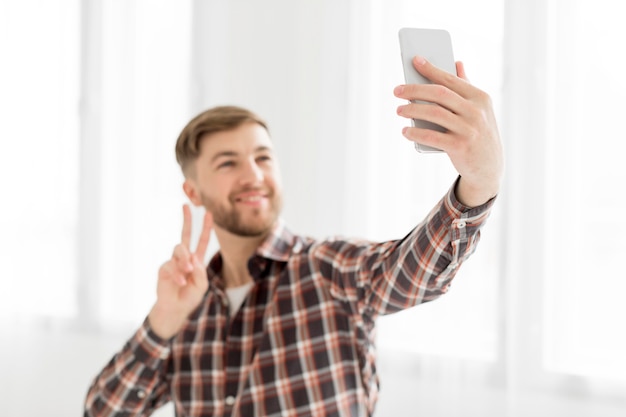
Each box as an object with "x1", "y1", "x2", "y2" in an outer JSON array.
[{"x1": 200, "y1": 188, "x2": 282, "y2": 237}]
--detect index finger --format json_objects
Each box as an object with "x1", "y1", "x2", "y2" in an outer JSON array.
[
  {"x1": 181, "y1": 204, "x2": 192, "y2": 248},
  {"x1": 412, "y1": 55, "x2": 475, "y2": 99},
  {"x1": 194, "y1": 210, "x2": 213, "y2": 261}
]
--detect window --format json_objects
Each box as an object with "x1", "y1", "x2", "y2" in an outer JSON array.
[
  {"x1": 0, "y1": 0, "x2": 80, "y2": 319},
  {"x1": 544, "y1": 0, "x2": 626, "y2": 381},
  {"x1": 0, "y1": 0, "x2": 192, "y2": 327}
]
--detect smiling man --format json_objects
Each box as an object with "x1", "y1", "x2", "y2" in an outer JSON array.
[
  {"x1": 84, "y1": 57, "x2": 502, "y2": 417},
  {"x1": 181, "y1": 116, "x2": 282, "y2": 239}
]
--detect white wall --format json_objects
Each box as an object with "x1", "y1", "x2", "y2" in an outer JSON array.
[{"x1": 190, "y1": 0, "x2": 355, "y2": 240}]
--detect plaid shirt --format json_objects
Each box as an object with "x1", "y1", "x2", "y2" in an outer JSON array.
[{"x1": 85, "y1": 182, "x2": 494, "y2": 417}]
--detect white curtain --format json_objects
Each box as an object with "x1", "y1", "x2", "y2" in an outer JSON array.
[
  {"x1": 543, "y1": 0, "x2": 626, "y2": 380},
  {"x1": 0, "y1": 0, "x2": 80, "y2": 319},
  {"x1": 1, "y1": 0, "x2": 625, "y2": 416}
]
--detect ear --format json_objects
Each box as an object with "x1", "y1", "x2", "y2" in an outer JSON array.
[{"x1": 182, "y1": 179, "x2": 203, "y2": 207}]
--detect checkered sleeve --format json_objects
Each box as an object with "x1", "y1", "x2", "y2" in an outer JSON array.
[
  {"x1": 84, "y1": 318, "x2": 172, "y2": 417},
  {"x1": 317, "y1": 178, "x2": 496, "y2": 319}
]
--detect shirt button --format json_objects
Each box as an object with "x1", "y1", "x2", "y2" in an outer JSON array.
[
  {"x1": 225, "y1": 395, "x2": 236, "y2": 406},
  {"x1": 457, "y1": 221, "x2": 467, "y2": 229},
  {"x1": 137, "y1": 390, "x2": 146, "y2": 399}
]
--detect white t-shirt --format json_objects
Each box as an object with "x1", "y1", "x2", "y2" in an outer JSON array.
[{"x1": 225, "y1": 282, "x2": 254, "y2": 316}]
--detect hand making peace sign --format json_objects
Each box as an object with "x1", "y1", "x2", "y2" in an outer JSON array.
[{"x1": 149, "y1": 205, "x2": 213, "y2": 339}]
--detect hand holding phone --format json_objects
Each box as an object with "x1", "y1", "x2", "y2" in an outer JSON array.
[
  {"x1": 396, "y1": 29, "x2": 504, "y2": 206},
  {"x1": 398, "y1": 28, "x2": 456, "y2": 153}
]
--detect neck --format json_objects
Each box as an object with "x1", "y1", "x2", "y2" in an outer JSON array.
[{"x1": 214, "y1": 224, "x2": 272, "y2": 288}]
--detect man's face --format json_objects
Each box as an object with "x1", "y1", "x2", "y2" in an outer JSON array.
[{"x1": 185, "y1": 122, "x2": 283, "y2": 237}]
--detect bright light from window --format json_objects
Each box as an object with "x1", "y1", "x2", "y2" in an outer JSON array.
[
  {"x1": 544, "y1": 0, "x2": 626, "y2": 381},
  {"x1": 0, "y1": 0, "x2": 80, "y2": 319}
]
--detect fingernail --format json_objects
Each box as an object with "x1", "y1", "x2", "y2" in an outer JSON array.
[
  {"x1": 402, "y1": 127, "x2": 409, "y2": 137},
  {"x1": 394, "y1": 85, "x2": 404, "y2": 95},
  {"x1": 414, "y1": 55, "x2": 426, "y2": 65}
]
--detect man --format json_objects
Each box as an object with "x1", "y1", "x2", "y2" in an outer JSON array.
[{"x1": 84, "y1": 56, "x2": 502, "y2": 416}]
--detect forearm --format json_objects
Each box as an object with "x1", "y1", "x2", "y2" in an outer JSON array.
[
  {"x1": 148, "y1": 303, "x2": 190, "y2": 340},
  {"x1": 368, "y1": 178, "x2": 496, "y2": 314},
  {"x1": 84, "y1": 319, "x2": 171, "y2": 416}
]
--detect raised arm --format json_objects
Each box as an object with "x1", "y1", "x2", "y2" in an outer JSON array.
[
  {"x1": 321, "y1": 58, "x2": 501, "y2": 318},
  {"x1": 317, "y1": 180, "x2": 494, "y2": 319},
  {"x1": 84, "y1": 206, "x2": 213, "y2": 417}
]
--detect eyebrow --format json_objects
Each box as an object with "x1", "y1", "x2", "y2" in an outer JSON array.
[{"x1": 210, "y1": 146, "x2": 273, "y2": 164}]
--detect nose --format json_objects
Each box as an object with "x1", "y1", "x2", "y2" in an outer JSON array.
[{"x1": 239, "y1": 158, "x2": 264, "y2": 185}]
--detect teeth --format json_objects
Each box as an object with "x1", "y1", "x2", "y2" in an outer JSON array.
[{"x1": 241, "y1": 196, "x2": 262, "y2": 202}]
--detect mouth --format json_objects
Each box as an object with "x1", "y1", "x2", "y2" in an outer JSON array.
[{"x1": 233, "y1": 191, "x2": 269, "y2": 206}]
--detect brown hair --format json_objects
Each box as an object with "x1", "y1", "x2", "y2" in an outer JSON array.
[{"x1": 175, "y1": 105, "x2": 269, "y2": 177}]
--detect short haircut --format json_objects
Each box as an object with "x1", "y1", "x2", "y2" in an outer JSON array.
[{"x1": 175, "y1": 105, "x2": 269, "y2": 177}]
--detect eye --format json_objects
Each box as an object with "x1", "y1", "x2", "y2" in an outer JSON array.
[
  {"x1": 256, "y1": 155, "x2": 272, "y2": 163},
  {"x1": 217, "y1": 160, "x2": 235, "y2": 169}
]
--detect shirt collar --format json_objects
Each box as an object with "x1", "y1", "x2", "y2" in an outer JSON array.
[
  {"x1": 254, "y1": 218, "x2": 298, "y2": 262},
  {"x1": 206, "y1": 218, "x2": 299, "y2": 289}
]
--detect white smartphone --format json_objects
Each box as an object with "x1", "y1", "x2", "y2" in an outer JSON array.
[{"x1": 398, "y1": 28, "x2": 456, "y2": 153}]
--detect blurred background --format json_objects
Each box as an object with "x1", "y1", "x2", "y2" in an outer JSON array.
[{"x1": 1, "y1": 0, "x2": 625, "y2": 415}]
